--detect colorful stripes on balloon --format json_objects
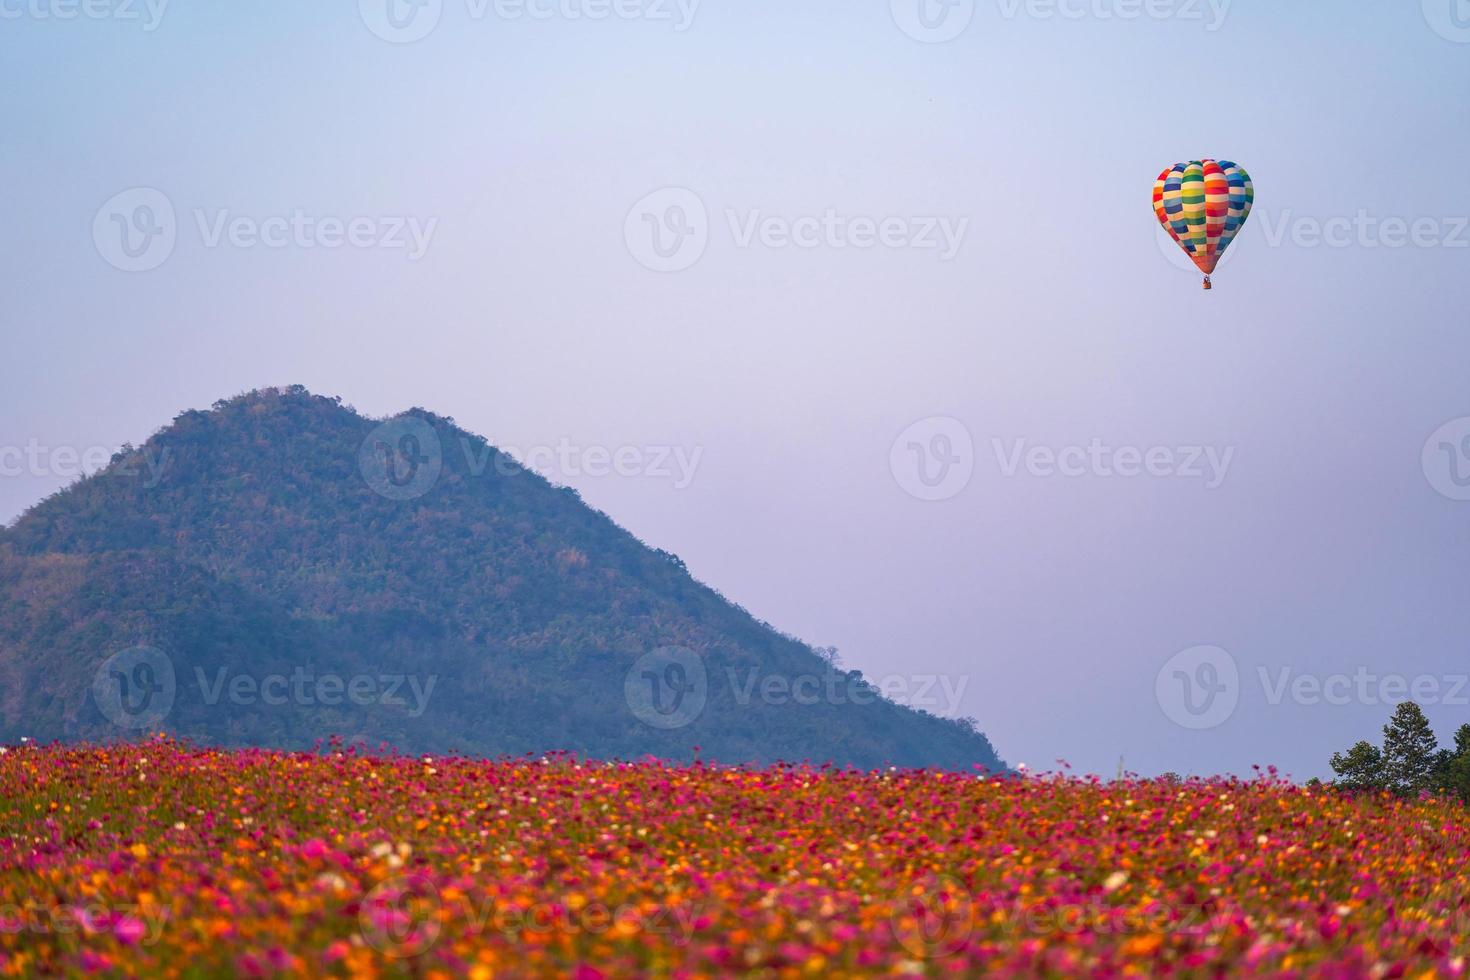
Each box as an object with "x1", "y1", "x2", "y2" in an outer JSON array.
[{"x1": 1153, "y1": 159, "x2": 1254, "y2": 276}]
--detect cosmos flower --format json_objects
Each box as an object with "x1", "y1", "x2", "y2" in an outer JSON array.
[{"x1": 0, "y1": 739, "x2": 1467, "y2": 977}]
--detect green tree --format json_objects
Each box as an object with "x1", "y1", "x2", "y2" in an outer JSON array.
[
  {"x1": 1437, "y1": 723, "x2": 1470, "y2": 801},
  {"x1": 1453, "y1": 723, "x2": 1470, "y2": 758},
  {"x1": 1381, "y1": 702, "x2": 1439, "y2": 795},
  {"x1": 1329, "y1": 740, "x2": 1387, "y2": 792}
]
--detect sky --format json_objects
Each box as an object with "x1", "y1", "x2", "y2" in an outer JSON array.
[{"x1": 2, "y1": 0, "x2": 1468, "y2": 779}]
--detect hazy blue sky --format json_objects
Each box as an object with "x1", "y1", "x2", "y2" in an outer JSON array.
[{"x1": 3, "y1": 0, "x2": 1468, "y2": 778}]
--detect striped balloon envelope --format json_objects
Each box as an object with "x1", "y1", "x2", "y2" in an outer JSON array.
[{"x1": 1153, "y1": 160, "x2": 1253, "y2": 289}]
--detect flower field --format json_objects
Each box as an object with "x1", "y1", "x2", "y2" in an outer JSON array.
[{"x1": 2, "y1": 739, "x2": 1469, "y2": 977}]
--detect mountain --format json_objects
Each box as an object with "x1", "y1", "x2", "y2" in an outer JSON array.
[{"x1": 0, "y1": 387, "x2": 1004, "y2": 771}]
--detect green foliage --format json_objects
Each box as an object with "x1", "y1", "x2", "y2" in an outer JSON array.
[
  {"x1": 1454, "y1": 722, "x2": 1470, "y2": 757},
  {"x1": 0, "y1": 387, "x2": 1004, "y2": 771},
  {"x1": 1437, "y1": 723, "x2": 1470, "y2": 802},
  {"x1": 1330, "y1": 707, "x2": 1470, "y2": 800},
  {"x1": 1382, "y1": 702, "x2": 1440, "y2": 794},
  {"x1": 1329, "y1": 740, "x2": 1387, "y2": 793}
]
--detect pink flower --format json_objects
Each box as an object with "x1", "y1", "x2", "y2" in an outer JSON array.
[
  {"x1": 114, "y1": 915, "x2": 146, "y2": 945},
  {"x1": 78, "y1": 950, "x2": 113, "y2": 973}
]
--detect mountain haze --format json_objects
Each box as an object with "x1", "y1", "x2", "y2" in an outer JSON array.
[{"x1": 0, "y1": 387, "x2": 1003, "y2": 770}]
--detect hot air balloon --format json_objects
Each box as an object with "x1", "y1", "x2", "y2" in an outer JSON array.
[{"x1": 1153, "y1": 160, "x2": 1253, "y2": 290}]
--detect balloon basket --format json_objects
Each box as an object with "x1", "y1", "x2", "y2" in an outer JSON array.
[{"x1": 1202, "y1": 276, "x2": 1212, "y2": 290}]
